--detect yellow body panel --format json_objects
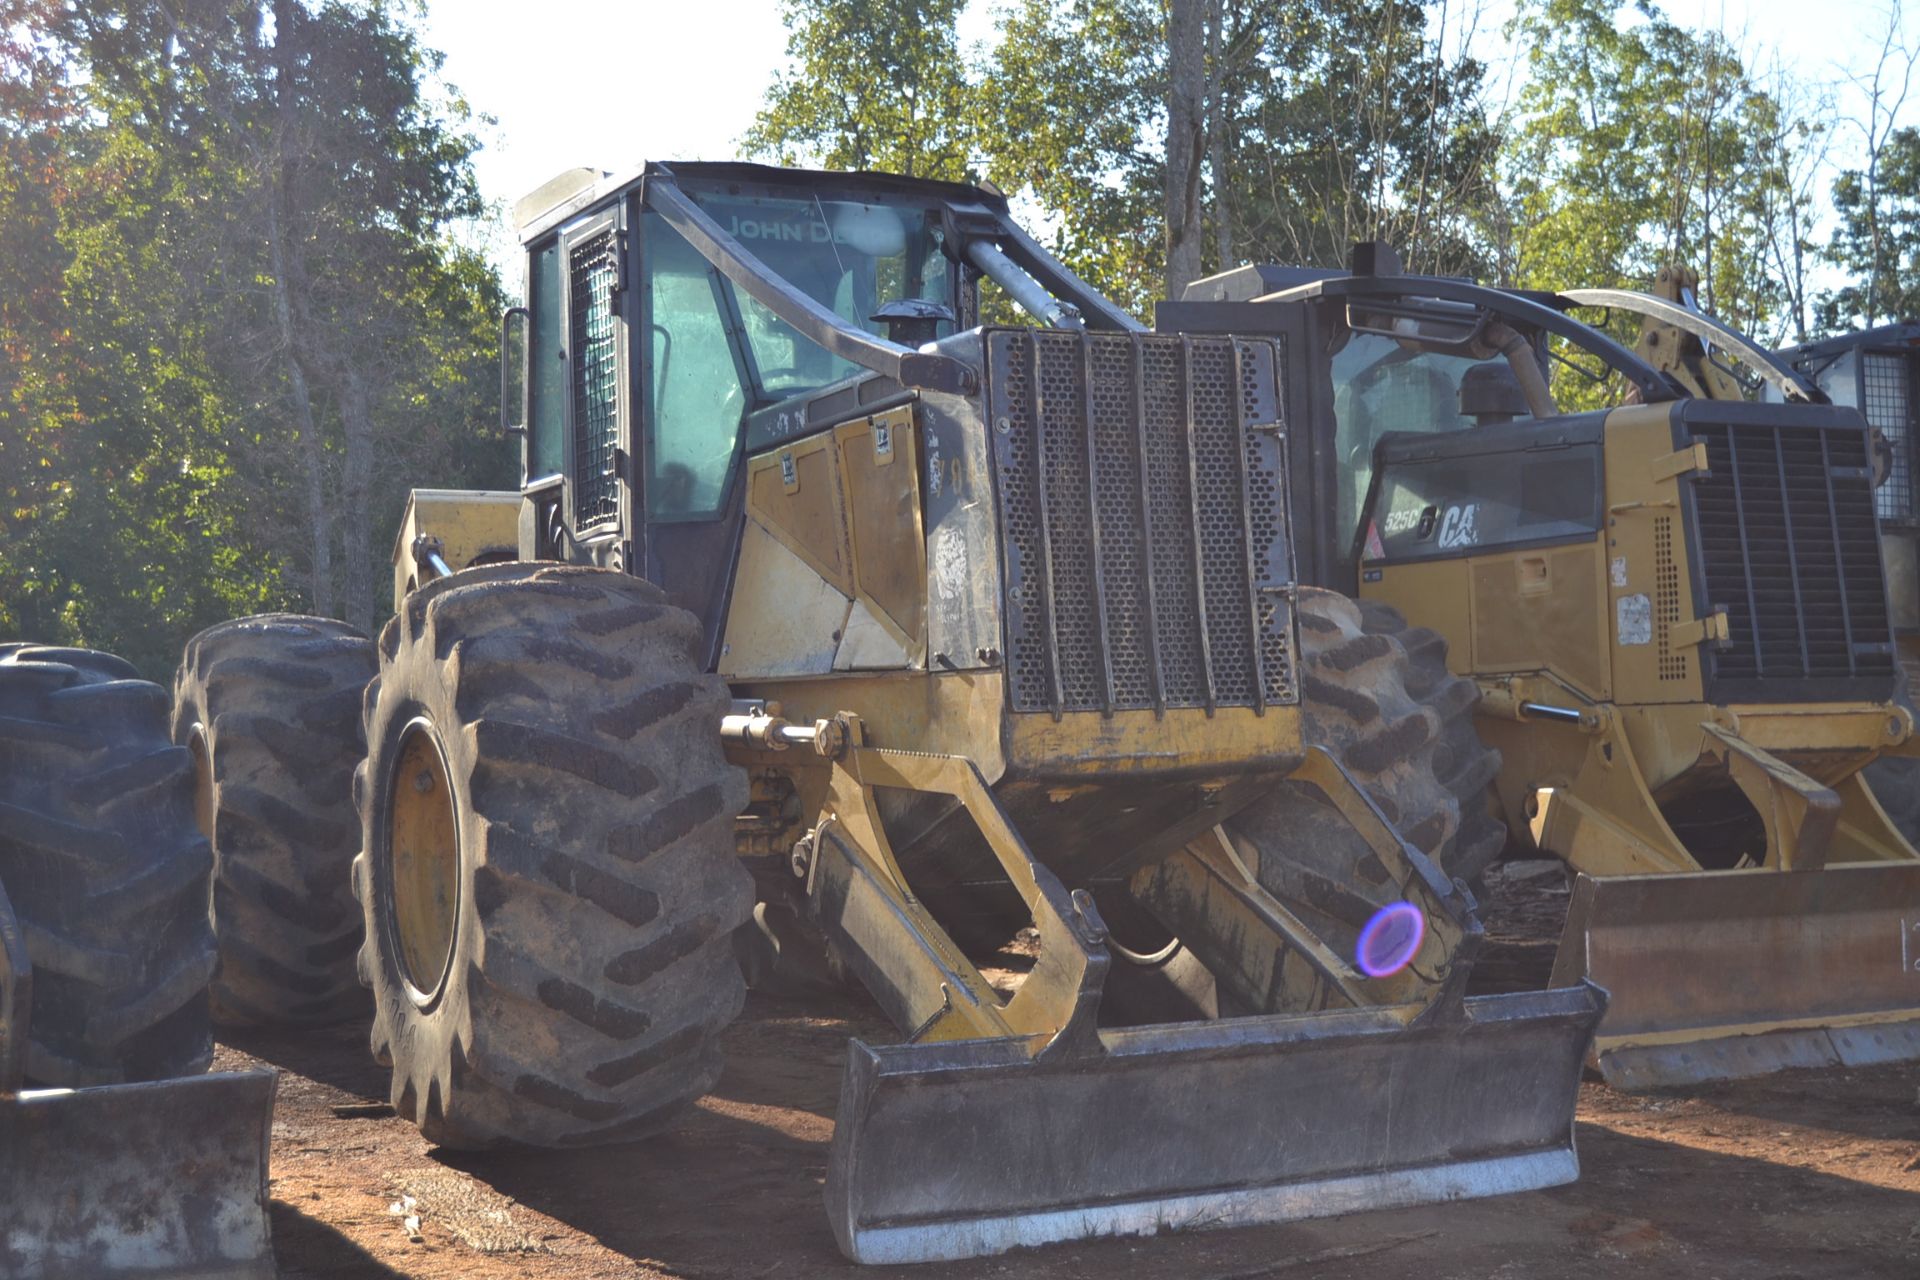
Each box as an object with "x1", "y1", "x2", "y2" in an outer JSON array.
[
  {"x1": 1599, "y1": 407, "x2": 1710, "y2": 706},
  {"x1": 724, "y1": 406, "x2": 927, "y2": 679},
  {"x1": 389, "y1": 489, "x2": 522, "y2": 614}
]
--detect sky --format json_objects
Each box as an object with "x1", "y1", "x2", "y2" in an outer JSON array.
[{"x1": 418, "y1": 0, "x2": 1913, "y2": 286}]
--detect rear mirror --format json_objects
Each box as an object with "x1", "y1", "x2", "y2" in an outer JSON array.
[{"x1": 500, "y1": 306, "x2": 530, "y2": 436}]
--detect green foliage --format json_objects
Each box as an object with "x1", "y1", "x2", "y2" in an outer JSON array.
[
  {"x1": 976, "y1": 0, "x2": 1165, "y2": 314},
  {"x1": 745, "y1": 0, "x2": 978, "y2": 179},
  {"x1": 1218, "y1": 0, "x2": 1501, "y2": 277},
  {"x1": 749, "y1": 0, "x2": 1507, "y2": 318},
  {"x1": 1821, "y1": 126, "x2": 1920, "y2": 329},
  {"x1": 1499, "y1": 0, "x2": 1810, "y2": 366},
  {"x1": 0, "y1": 1, "x2": 510, "y2": 675}
]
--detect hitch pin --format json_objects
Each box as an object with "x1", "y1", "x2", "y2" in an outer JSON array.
[{"x1": 721, "y1": 700, "x2": 819, "y2": 750}]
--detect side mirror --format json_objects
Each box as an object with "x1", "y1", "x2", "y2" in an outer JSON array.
[{"x1": 500, "y1": 306, "x2": 530, "y2": 436}]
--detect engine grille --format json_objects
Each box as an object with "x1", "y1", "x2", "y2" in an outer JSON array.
[
  {"x1": 1688, "y1": 419, "x2": 1895, "y2": 694},
  {"x1": 568, "y1": 229, "x2": 620, "y2": 529},
  {"x1": 987, "y1": 329, "x2": 1296, "y2": 715}
]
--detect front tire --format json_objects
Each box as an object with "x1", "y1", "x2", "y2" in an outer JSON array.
[{"x1": 353, "y1": 564, "x2": 753, "y2": 1148}]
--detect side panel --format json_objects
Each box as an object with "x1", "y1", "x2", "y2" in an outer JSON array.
[
  {"x1": 1602, "y1": 405, "x2": 1709, "y2": 706},
  {"x1": 1366, "y1": 542, "x2": 1610, "y2": 700},
  {"x1": 1468, "y1": 544, "x2": 1609, "y2": 699},
  {"x1": 1354, "y1": 412, "x2": 1613, "y2": 699},
  {"x1": 721, "y1": 406, "x2": 927, "y2": 678}
]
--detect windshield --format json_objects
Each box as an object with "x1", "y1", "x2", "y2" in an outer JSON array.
[
  {"x1": 690, "y1": 191, "x2": 954, "y2": 402},
  {"x1": 1331, "y1": 332, "x2": 1537, "y2": 546},
  {"x1": 644, "y1": 189, "x2": 958, "y2": 522}
]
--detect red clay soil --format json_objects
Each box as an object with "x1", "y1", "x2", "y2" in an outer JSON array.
[{"x1": 233, "y1": 866, "x2": 1920, "y2": 1279}]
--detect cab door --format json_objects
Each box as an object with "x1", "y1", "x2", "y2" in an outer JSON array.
[{"x1": 633, "y1": 202, "x2": 756, "y2": 662}]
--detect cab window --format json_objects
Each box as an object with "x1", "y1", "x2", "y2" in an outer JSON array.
[
  {"x1": 1330, "y1": 334, "x2": 1534, "y2": 545},
  {"x1": 690, "y1": 191, "x2": 952, "y2": 402},
  {"x1": 644, "y1": 214, "x2": 749, "y2": 522},
  {"x1": 640, "y1": 190, "x2": 956, "y2": 522},
  {"x1": 526, "y1": 239, "x2": 565, "y2": 481}
]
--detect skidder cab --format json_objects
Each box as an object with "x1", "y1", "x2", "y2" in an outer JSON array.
[
  {"x1": 1164, "y1": 251, "x2": 1920, "y2": 1090},
  {"x1": 372, "y1": 162, "x2": 1602, "y2": 1264}
]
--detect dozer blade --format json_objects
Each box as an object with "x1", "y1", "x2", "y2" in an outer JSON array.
[
  {"x1": 1552, "y1": 865, "x2": 1920, "y2": 1090},
  {"x1": 0, "y1": 1068, "x2": 277, "y2": 1280},
  {"x1": 825, "y1": 982, "x2": 1606, "y2": 1265}
]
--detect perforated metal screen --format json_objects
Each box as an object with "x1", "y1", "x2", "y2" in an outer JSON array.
[
  {"x1": 988, "y1": 330, "x2": 1296, "y2": 716},
  {"x1": 569, "y1": 230, "x2": 621, "y2": 529},
  {"x1": 1862, "y1": 351, "x2": 1914, "y2": 522}
]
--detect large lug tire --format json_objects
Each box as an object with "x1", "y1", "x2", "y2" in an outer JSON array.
[
  {"x1": 173, "y1": 614, "x2": 375, "y2": 1026},
  {"x1": 0, "y1": 645, "x2": 216, "y2": 1084},
  {"x1": 1348, "y1": 597, "x2": 1506, "y2": 883},
  {"x1": 1209, "y1": 588, "x2": 1502, "y2": 1013},
  {"x1": 354, "y1": 563, "x2": 753, "y2": 1149}
]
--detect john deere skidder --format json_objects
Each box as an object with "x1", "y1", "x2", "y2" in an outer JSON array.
[
  {"x1": 1162, "y1": 253, "x2": 1920, "y2": 1091},
  {"x1": 179, "y1": 162, "x2": 1602, "y2": 1264}
]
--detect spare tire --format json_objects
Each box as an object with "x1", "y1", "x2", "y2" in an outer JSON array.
[
  {"x1": 173, "y1": 614, "x2": 375, "y2": 1026},
  {"x1": 0, "y1": 645, "x2": 216, "y2": 1084},
  {"x1": 354, "y1": 564, "x2": 753, "y2": 1148}
]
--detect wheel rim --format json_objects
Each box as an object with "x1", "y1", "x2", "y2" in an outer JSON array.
[
  {"x1": 387, "y1": 717, "x2": 461, "y2": 1006},
  {"x1": 187, "y1": 724, "x2": 215, "y2": 841}
]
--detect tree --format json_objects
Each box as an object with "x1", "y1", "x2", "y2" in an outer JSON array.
[
  {"x1": 1824, "y1": 126, "x2": 1920, "y2": 327},
  {"x1": 744, "y1": 0, "x2": 977, "y2": 179},
  {"x1": 976, "y1": 0, "x2": 1166, "y2": 313},
  {"x1": 1497, "y1": 0, "x2": 1808, "y2": 347},
  {"x1": 1217, "y1": 0, "x2": 1503, "y2": 279},
  {"x1": 746, "y1": 0, "x2": 1504, "y2": 317},
  {"x1": 1164, "y1": 0, "x2": 1207, "y2": 296},
  {"x1": 1819, "y1": 1, "x2": 1920, "y2": 329},
  {"x1": 0, "y1": 1, "x2": 508, "y2": 671}
]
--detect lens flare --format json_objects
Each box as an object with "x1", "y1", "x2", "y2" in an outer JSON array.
[{"x1": 1356, "y1": 901, "x2": 1425, "y2": 978}]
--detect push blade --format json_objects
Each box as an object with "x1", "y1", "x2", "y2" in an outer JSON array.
[
  {"x1": 1552, "y1": 865, "x2": 1920, "y2": 1090},
  {"x1": 825, "y1": 984, "x2": 1605, "y2": 1264},
  {"x1": 0, "y1": 1069, "x2": 276, "y2": 1280}
]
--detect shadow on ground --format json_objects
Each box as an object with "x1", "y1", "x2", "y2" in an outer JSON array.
[{"x1": 272, "y1": 1200, "x2": 410, "y2": 1279}]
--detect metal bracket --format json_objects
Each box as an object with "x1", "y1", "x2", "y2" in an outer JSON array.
[
  {"x1": 1698, "y1": 723, "x2": 1839, "y2": 872},
  {"x1": 1668, "y1": 609, "x2": 1730, "y2": 649},
  {"x1": 1649, "y1": 441, "x2": 1711, "y2": 482},
  {"x1": 797, "y1": 713, "x2": 1110, "y2": 1060}
]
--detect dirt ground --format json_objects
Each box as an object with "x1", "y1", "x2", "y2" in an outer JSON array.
[{"x1": 228, "y1": 865, "x2": 1920, "y2": 1280}]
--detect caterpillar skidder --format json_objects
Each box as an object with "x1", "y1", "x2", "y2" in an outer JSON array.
[
  {"x1": 185, "y1": 162, "x2": 1603, "y2": 1264},
  {"x1": 1164, "y1": 252, "x2": 1920, "y2": 1091}
]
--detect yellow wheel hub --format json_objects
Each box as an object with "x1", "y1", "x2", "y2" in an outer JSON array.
[{"x1": 388, "y1": 718, "x2": 460, "y2": 1005}]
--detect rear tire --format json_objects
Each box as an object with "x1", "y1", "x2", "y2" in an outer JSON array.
[
  {"x1": 173, "y1": 615, "x2": 375, "y2": 1026},
  {"x1": 354, "y1": 564, "x2": 753, "y2": 1148},
  {"x1": 0, "y1": 646, "x2": 216, "y2": 1084}
]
